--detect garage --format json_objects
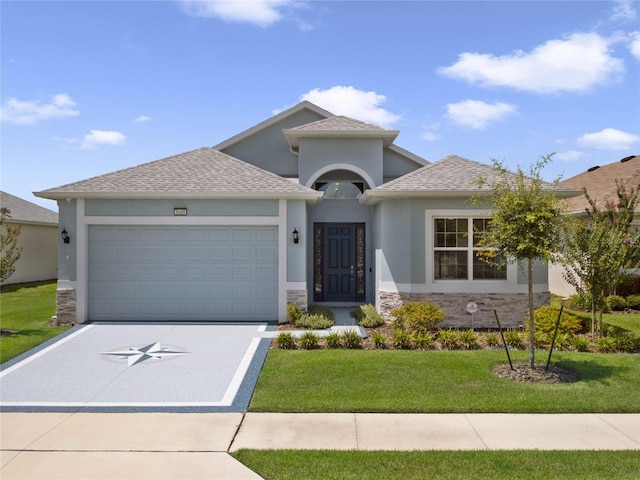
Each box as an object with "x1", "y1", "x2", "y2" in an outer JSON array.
[{"x1": 88, "y1": 225, "x2": 278, "y2": 321}]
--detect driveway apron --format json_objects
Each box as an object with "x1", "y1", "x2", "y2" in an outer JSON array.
[{"x1": 0, "y1": 323, "x2": 272, "y2": 412}]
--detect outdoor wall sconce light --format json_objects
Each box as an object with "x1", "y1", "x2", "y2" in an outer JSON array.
[
  {"x1": 292, "y1": 228, "x2": 299, "y2": 244},
  {"x1": 61, "y1": 228, "x2": 70, "y2": 244}
]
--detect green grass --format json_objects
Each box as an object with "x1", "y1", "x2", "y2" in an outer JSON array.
[
  {"x1": 551, "y1": 296, "x2": 640, "y2": 335},
  {"x1": 232, "y1": 450, "x2": 640, "y2": 480},
  {"x1": 249, "y1": 349, "x2": 640, "y2": 413},
  {"x1": 0, "y1": 281, "x2": 69, "y2": 363}
]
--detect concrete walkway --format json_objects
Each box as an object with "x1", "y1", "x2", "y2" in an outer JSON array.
[{"x1": 1, "y1": 412, "x2": 639, "y2": 479}]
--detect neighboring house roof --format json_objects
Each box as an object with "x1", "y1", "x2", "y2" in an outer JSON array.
[
  {"x1": 560, "y1": 155, "x2": 640, "y2": 214},
  {"x1": 0, "y1": 191, "x2": 58, "y2": 225},
  {"x1": 284, "y1": 116, "x2": 399, "y2": 148},
  {"x1": 360, "y1": 155, "x2": 582, "y2": 204},
  {"x1": 35, "y1": 148, "x2": 323, "y2": 202}
]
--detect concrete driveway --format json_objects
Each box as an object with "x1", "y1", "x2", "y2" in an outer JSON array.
[{"x1": 0, "y1": 322, "x2": 272, "y2": 412}]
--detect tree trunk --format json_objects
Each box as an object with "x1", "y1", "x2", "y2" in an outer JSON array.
[{"x1": 528, "y1": 258, "x2": 535, "y2": 368}]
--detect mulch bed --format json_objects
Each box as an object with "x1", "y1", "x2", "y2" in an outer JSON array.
[{"x1": 492, "y1": 363, "x2": 580, "y2": 383}]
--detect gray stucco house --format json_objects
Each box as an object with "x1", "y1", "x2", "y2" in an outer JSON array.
[{"x1": 35, "y1": 101, "x2": 574, "y2": 327}]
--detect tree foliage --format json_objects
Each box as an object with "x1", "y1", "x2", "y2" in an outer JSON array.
[
  {"x1": 0, "y1": 214, "x2": 23, "y2": 284},
  {"x1": 473, "y1": 154, "x2": 566, "y2": 367},
  {"x1": 558, "y1": 180, "x2": 640, "y2": 337}
]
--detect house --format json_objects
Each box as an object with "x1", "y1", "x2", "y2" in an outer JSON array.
[
  {"x1": 549, "y1": 154, "x2": 640, "y2": 298},
  {"x1": 35, "y1": 101, "x2": 579, "y2": 327},
  {"x1": 0, "y1": 191, "x2": 58, "y2": 285}
]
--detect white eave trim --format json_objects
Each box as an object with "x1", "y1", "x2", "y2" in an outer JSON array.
[
  {"x1": 34, "y1": 190, "x2": 325, "y2": 204},
  {"x1": 283, "y1": 128, "x2": 399, "y2": 149}
]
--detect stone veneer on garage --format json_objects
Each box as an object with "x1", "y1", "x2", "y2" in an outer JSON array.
[
  {"x1": 378, "y1": 291, "x2": 550, "y2": 329},
  {"x1": 56, "y1": 288, "x2": 77, "y2": 325},
  {"x1": 286, "y1": 290, "x2": 308, "y2": 312}
]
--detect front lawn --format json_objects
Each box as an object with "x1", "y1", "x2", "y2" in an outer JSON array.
[
  {"x1": 0, "y1": 281, "x2": 68, "y2": 363},
  {"x1": 232, "y1": 450, "x2": 640, "y2": 480},
  {"x1": 249, "y1": 349, "x2": 640, "y2": 413}
]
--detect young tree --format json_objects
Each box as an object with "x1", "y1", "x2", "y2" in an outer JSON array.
[
  {"x1": 473, "y1": 154, "x2": 566, "y2": 368},
  {"x1": 559, "y1": 181, "x2": 640, "y2": 337},
  {"x1": 0, "y1": 211, "x2": 23, "y2": 284}
]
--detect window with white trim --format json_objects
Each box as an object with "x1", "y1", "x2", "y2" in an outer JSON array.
[{"x1": 433, "y1": 217, "x2": 506, "y2": 280}]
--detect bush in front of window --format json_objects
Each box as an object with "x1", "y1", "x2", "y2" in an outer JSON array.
[
  {"x1": 294, "y1": 313, "x2": 334, "y2": 330},
  {"x1": 391, "y1": 300, "x2": 446, "y2": 335},
  {"x1": 528, "y1": 305, "x2": 583, "y2": 339}
]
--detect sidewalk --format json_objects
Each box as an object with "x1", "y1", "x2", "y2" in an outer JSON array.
[{"x1": 1, "y1": 412, "x2": 639, "y2": 479}]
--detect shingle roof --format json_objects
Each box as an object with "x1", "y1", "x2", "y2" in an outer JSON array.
[
  {"x1": 560, "y1": 155, "x2": 640, "y2": 213},
  {"x1": 360, "y1": 155, "x2": 581, "y2": 203},
  {"x1": 290, "y1": 116, "x2": 390, "y2": 132},
  {"x1": 284, "y1": 115, "x2": 399, "y2": 148},
  {"x1": 0, "y1": 191, "x2": 58, "y2": 225},
  {"x1": 35, "y1": 148, "x2": 323, "y2": 201}
]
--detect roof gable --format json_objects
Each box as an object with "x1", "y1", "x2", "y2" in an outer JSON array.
[
  {"x1": 560, "y1": 155, "x2": 640, "y2": 213},
  {"x1": 35, "y1": 148, "x2": 322, "y2": 202},
  {"x1": 1, "y1": 191, "x2": 58, "y2": 225}
]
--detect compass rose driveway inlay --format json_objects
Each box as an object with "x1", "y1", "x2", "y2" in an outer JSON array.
[{"x1": 0, "y1": 323, "x2": 271, "y2": 412}]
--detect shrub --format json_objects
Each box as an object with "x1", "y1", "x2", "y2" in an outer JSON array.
[
  {"x1": 286, "y1": 303, "x2": 303, "y2": 323},
  {"x1": 371, "y1": 331, "x2": 387, "y2": 349},
  {"x1": 626, "y1": 294, "x2": 640, "y2": 310},
  {"x1": 572, "y1": 336, "x2": 591, "y2": 352},
  {"x1": 325, "y1": 332, "x2": 341, "y2": 349},
  {"x1": 392, "y1": 329, "x2": 412, "y2": 349},
  {"x1": 596, "y1": 336, "x2": 616, "y2": 353},
  {"x1": 533, "y1": 331, "x2": 550, "y2": 349},
  {"x1": 458, "y1": 329, "x2": 479, "y2": 350},
  {"x1": 612, "y1": 332, "x2": 638, "y2": 353},
  {"x1": 341, "y1": 329, "x2": 362, "y2": 349},
  {"x1": 294, "y1": 313, "x2": 334, "y2": 330},
  {"x1": 411, "y1": 332, "x2": 435, "y2": 350},
  {"x1": 298, "y1": 332, "x2": 319, "y2": 350},
  {"x1": 530, "y1": 306, "x2": 582, "y2": 337},
  {"x1": 504, "y1": 330, "x2": 524, "y2": 349},
  {"x1": 307, "y1": 304, "x2": 335, "y2": 321},
  {"x1": 566, "y1": 294, "x2": 590, "y2": 310},
  {"x1": 391, "y1": 300, "x2": 445, "y2": 334},
  {"x1": 484, "y1": 331, "x2": 501, "y2": 347},
  {"x1": 351, "y1": 304, "x2": 385, "y2": 328},
  {"x1": 438, "y1": 329, "x2": 459, "y2": 350},
  {"x1": 275, "y1": 332, "x2": 296, "y2": 350},
  {"x1": 554, "y1": 333, "x2": 571, "y2": 350},
  {"x1": 606, "y1": 295, "x2": 627, "y2": 311}
]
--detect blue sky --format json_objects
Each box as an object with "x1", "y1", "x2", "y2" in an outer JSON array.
[{"x1": 2, "y1": 0, "x2": 639, "y2": 210}]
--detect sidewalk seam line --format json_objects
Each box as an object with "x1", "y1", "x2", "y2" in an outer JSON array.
[
  {"x1": 464, "y1": 414, "x2": 489, "y2": 450},
  {"x1": 227, "y1": 411, "x2": 246, "y2": 453}
]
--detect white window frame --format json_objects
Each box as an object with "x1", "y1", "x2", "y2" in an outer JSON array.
[{"x1": 425, "y1": 209, "x2": 514, "y2": 293}]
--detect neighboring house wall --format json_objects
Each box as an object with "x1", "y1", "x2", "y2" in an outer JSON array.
[{"x1": 2, "y1": 222, "x2": 58, "y2": 285}]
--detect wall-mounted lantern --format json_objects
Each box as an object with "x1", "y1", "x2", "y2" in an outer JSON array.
[
  {"x1": 61, "y1": 228, "x2": 70, "y2": 244},
  {"x1": 292, "y1": 228, "x2": 299, "y2": 244}
]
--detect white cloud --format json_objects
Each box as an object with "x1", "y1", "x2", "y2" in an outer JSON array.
[
  {"x1": 438, "y1": 33, "x2": 624, "y2": 94},
  {"x1": 296, "y1": 86, "x2": 401, "y2": 127},
  {"x1": 555, "y1": 150, "x2": 583, "y2": 162},
  {"x1": 0, "y1": 93, "x2": 79, "y2": 125},
  {"x1": 179, "y1": 0, "x2": 294, "y2": 27},
  {"x1": 576, "y1": 128, "x2": 639, "y2": 150},
  {"x1": 134, "y1": 115, "x2": 152, "y2": 122},
  {"x1": 81, "y1": 130, "x2": 127, "y2": 150},
  {"x1": 611, "y1": 0, "x2": 636, "y2": 22},
  {"x1": 445, "y1": 99, "x2": 516, "y2": 129},
  {"x1": 629, "y1": 31, "x2": 640, "y2": 59}
]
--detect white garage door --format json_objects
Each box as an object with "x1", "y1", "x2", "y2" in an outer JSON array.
[{"x1": 88, "y1": 226, "x2": 278, "y2": 321}]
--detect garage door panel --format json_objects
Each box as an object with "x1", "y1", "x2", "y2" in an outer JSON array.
[{"x1": 89, "y1": 226, "x2": 278, "y2": 321}]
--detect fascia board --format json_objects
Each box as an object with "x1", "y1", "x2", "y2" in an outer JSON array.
[{"x1": 34, "y1": 190, "x2": 325, "y2": 202}]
